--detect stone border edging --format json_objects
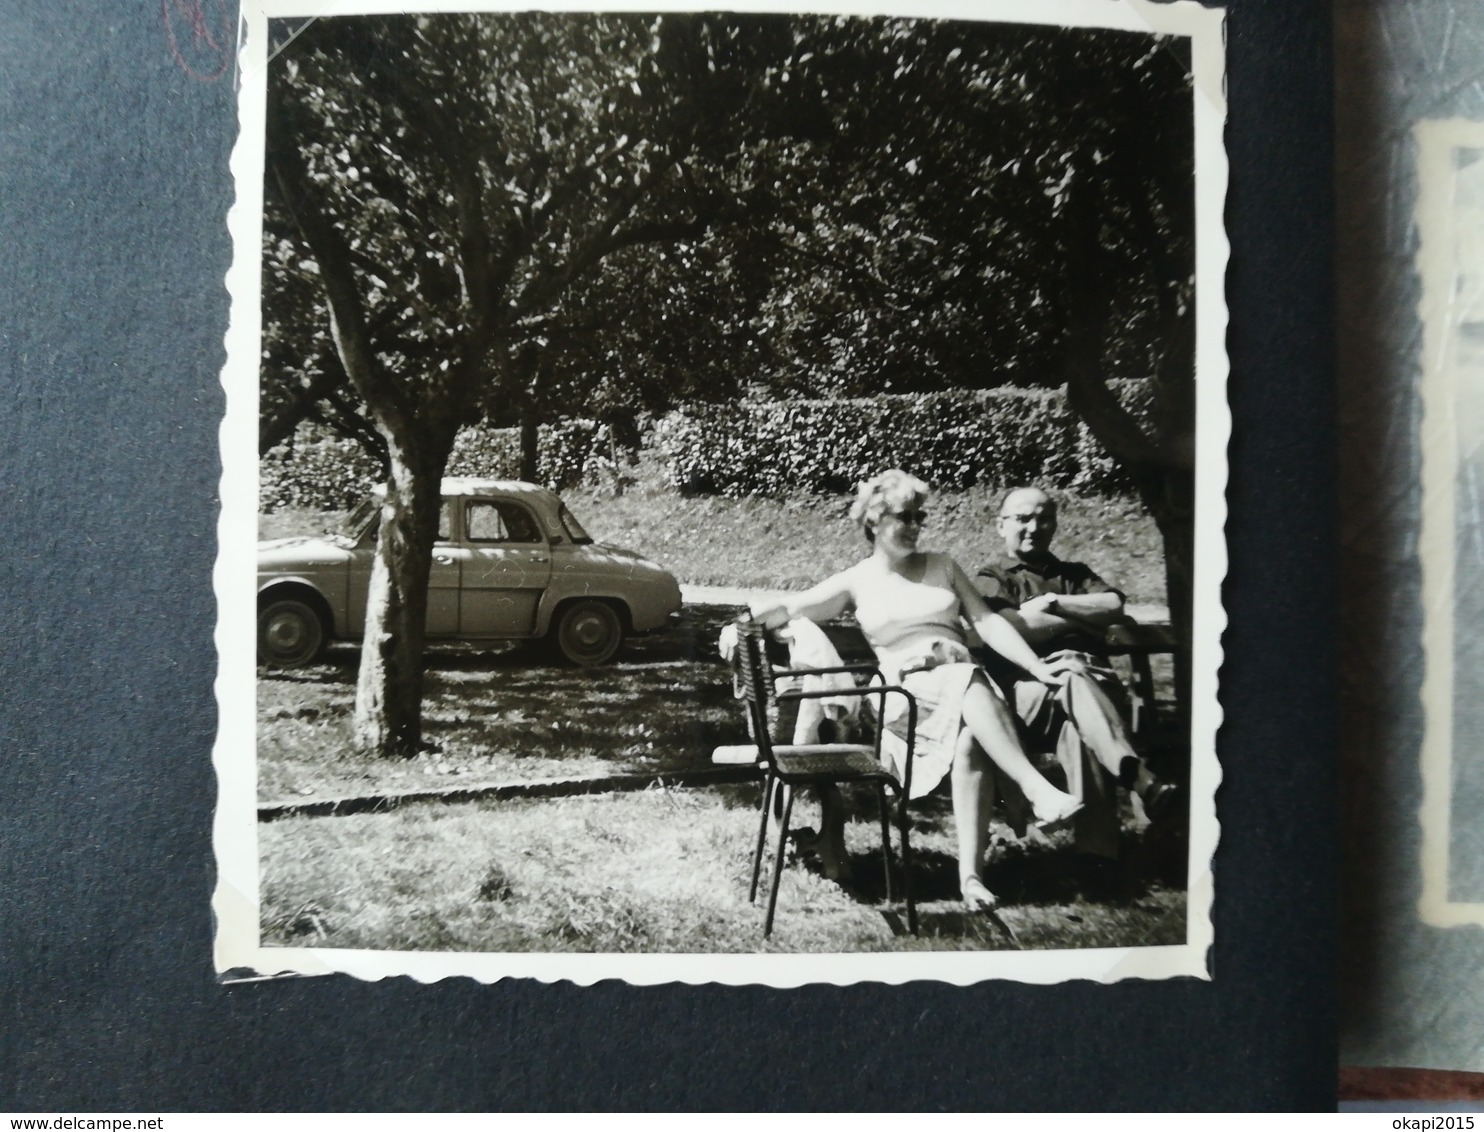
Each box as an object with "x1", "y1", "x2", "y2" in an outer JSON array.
[{"x1": 258, "y1": 764, "x2": 758, "y2": 821}]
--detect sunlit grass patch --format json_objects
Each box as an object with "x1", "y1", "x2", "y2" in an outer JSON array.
[
  {"x1": 259, "y1": 786, "x2": 1187, "y2": 954},
  {"x1": 260, "y1": 471, "x2": 1167, "y2": 606},
  {"x1": 565, "y1": 478, "x2": 1166, "y2": 604}
]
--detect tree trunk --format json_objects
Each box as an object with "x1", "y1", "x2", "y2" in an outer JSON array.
[
  {"x1": 1143, "y1": 469, "x2": 1196, "y2": 729},
  {"x1": 519, "y1": 407, "x2": 539, "y2": 483},
  {"x1": 266, "y1": 73, "x2": 493, "y2": 759},
  {"x1": 509, "y1": 347, "x2": 542, "y2": 483},
  {"x1": 1060, "y1": 195, "x2": 1196, "y2": 727},
  {"x1": 352, "y1": 434, "x2": 449, "y2": 756}
]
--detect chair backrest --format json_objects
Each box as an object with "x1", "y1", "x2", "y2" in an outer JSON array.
[{"x1": 731, "y1": 619, "x2": 778, "y2": 764}]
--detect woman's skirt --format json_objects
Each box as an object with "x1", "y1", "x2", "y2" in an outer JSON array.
[{"x1": 880, "y1": 661, "x2": 974, "y2": 799}]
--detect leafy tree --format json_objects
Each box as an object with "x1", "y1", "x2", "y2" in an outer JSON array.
[
  {"x1": 259, "y1": 216, "x2": 389, "y2": 468},
  {"x1": 479, "y1": 223, "x2": 783, "y2": 474},
  {"x1": 734, "y1": 19, "x2": 1198, "y2": 703},
  {"x1": 264, "y1": 12, "x2": 799, "y2": 753},
  {"x1": 262, "y1": 12, "x2": 1201, "y2": 747},
  {"x1": 611, "y1": 20, "x2": 1177, "y2": 401}
]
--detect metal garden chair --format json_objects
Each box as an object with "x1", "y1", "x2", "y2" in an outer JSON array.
[{"x1": 730, "y1": 618, "x2": 919, "y2": 937}]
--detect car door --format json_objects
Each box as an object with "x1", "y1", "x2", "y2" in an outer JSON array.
[
  {"x1": 425, "y1": 499, "x2": 460, "y2": 637},
  {"x1": 455, "y1": 497, "x2": 553, "y2": 637},
  {"x1": 347, "y1": 499, "x2": 460, "y2": 637}
]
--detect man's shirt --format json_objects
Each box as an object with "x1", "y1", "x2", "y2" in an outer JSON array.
[{"x1": 975, "y1": 555, "x2": 1124, "y2": 662}]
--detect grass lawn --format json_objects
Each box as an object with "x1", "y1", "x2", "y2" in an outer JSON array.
[
  {"x1": 258, "y1": 606, "x2": 745, "y2": 802},
  {"x1": 257, "y1": 603, "x2": 1189, "y2": 953},
  {"x1": 261, "y1": 784, "x2": 1188, "y2": 954},
  {"x1": 255, "y1": 471, "x2": 1184, "y2": 955},
  {"x1": 260, "y1": 467, "x2": 1167, "y2": 605}
]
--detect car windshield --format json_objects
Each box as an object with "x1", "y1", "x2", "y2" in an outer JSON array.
[
  {"x1": 558, "y1": 503, "x2": 594, "y2": 545},
  {"x1": 337, "y1": 495, "x2": 380, "y2": 542},
  {"x1": 332, "y1": 495, "x2": 454, "y2": 543}
]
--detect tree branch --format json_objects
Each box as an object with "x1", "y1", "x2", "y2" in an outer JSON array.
[
  {"x1": 318, "y1": 386, "x2": 390, "y2": 473},
  {"x1": 1060, "y1": 189, "x2": 1165, "y2": 471},
  {"x1": 260, "y1": 351, "x2": 347, "y2": 455},
  {"x1": 265, "y1": 85, "x2": 417, "y2": 437}
]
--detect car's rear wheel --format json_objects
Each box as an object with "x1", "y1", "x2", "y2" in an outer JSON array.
[
  {"x1": 549, "y1": 600, "x2": 623, "y2": 666},
  {"x1": 258, "y1": 598, "x2": 327, "y2": 668}
]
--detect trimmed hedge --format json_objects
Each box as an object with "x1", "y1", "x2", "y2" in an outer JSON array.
[
  {"x1": 260, "y1": 419, "x2": 615, "y2": 512},
  {"x1": 654, "y1": 383, "x2": 1151, "y2": 498},
  {"x1": 445, "y1": 418, "x2": 611, "y2": 491},
  {"x1": 260, "y1": 435, "x2": 380, "y2": 512},
  {"x1": 260, "y1": 385, "x2": 1154, "y2": 511}
]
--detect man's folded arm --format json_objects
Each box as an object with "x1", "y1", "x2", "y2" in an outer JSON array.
[{"x1": 1042, "y1": 589, "x2": 1125, "y2": 627}]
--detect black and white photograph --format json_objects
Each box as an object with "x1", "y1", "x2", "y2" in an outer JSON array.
[
  {"x1": 215, "y1": 0, "x2": 1227, "y2": 983},
  {"x1": 1418, "y1": 118, "x2": 1484, "y2": 929}
]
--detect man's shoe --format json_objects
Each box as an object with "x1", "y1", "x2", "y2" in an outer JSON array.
[
  {"x1": 1117, "y1": 755, "x2": 1140, "y2": 789},
  {"x1": 1141, "y1": 781, "x2": 1180, "y2": 824}
]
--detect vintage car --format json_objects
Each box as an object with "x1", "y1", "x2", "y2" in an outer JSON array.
[{"x1": 257, "y1": 477, "x2": 682, "y2": 668}]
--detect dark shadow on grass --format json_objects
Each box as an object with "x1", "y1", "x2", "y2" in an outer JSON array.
[
  {"x1": 261, "y1": 604, "x2": 740, "y2": 683},
  {"x1": 423, "y1": 669, "x2": 739, "y2": 756},
  {"x1": 712, "y1": 782, "x2": 765, "y2": 810},
  {"x1": 793, "y1": 846, "x2": 1023, "y2": 947},
  {"x1": 827, "y1": 800, "x2": 1187, "y2": 913},
  {"x1": 980, "y1": 838, "x2": 1191, "y2": 907},
  {"x1": 422, "y1": 662, "x2": 729, "y2": 699},
  {"x1": 259, "y1": 663, "x2": 356, "y2": 686},
  {"x1": 1121, "y1": 818, "x2": 1191, "y2": 890},
  {"x1": 832, "y1": 846, "x2": 964, "y2": 906},
  {"x1": 421, "y1": 643, "x2": 538, "y2": 671},
  {"x1": 625, "y1": 610, "x2": 737, "y2": 665}
]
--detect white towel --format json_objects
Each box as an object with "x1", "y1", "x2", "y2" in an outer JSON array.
[
  {"x1": 773, "y1": 618, "x2": 861, "y2": 730},
  {"x1": 715, "y1": 618, "x2": 862, "y2": 744}
]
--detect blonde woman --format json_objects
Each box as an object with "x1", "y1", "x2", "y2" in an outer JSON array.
[{"x1": 752, "y1": 469, "x2": 1082, "y2": 911}]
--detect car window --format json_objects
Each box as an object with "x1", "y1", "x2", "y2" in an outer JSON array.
[
  {"x1": 338, "y1": 495, "x2": 380, "y2": 542},
  {"x1": 356, "y1": 498, "x2": 453, "y2": 544},
  {"x1": 558, "y1": 503, "x2": 594, "y2": 545},
  {"x1": 467, "y1": 500, "x2": 540, "y2": 544}
]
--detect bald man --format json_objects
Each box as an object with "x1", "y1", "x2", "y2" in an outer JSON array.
[{"x1": 976, "y1": 487, "x2": 1174, "y2": 859}]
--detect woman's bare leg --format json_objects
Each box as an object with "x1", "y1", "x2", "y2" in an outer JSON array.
[
  {"x1": 950, "y1": 730, "x2": 996, "y2": 900},
  {"x1": 960, "y1": 675, "x2": 1080, "y2": 825}
]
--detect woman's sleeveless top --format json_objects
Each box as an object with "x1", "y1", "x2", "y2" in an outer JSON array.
[
  {"x1": 849, "y1": 552, "x2": 966, "y2": 668},
  {"x1": 848, "y1": 552, "x2": 975, "y2": 799}
]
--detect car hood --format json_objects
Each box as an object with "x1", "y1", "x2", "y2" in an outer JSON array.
[
  {"x1": 593, "y1": 542, "x2": 654, "y2": 562},
  {"x1": 586, "y1": 542, "x2": 675, "y2": 573},
  {"x1": 258, "y1": 535, "x2": 356, "y2": 570}
]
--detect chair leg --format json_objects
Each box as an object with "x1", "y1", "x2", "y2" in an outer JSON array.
[
  {"x1": 749, "y1": 773, "x2": 775, "y2": 904},
  {"x1": 897, "y1": 791, "x2": 917, "y2": 935},
  {"x1": 763, "y1": 784, "x2": 796, "y2": 938},
  {"x1": 1131, "y1": 653, "x2": 1155, "y2": 735},
  {"x1": 876, "y1": 783, "x2": 893, "y2": 902}
]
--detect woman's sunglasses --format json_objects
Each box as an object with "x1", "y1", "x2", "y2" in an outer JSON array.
[{"x1": 889, "y1": 510, "x2": 929, "y2": 524}]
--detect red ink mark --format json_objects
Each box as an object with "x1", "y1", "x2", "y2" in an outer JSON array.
[{"x1": 163, "y1": 0, "x2": 232, "y2": 82}]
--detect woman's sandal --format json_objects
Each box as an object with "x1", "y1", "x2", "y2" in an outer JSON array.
[
  {"x1": 1031, "y1": 791, "x2": 1084, "y2": 835},
  {"x1": 962, "y1": 875, "x2": 999, "y2": 913}
]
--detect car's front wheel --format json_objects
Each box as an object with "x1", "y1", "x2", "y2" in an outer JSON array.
[
  {"x1": 549, "y1": 600, "x2": 623, "y2": 665},
  {"x1": 258, "y1": 598, "x2": 327, "y2": 668}
]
